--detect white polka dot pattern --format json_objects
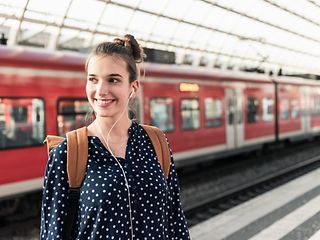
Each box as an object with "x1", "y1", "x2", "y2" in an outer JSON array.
[{"x1": 40, "y1": 121, "x2": 190, "y2": 239}]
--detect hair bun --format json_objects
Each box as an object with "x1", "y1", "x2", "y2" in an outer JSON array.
[
  {"x1": 113, "y1": 38, "x2": 125, "y2": 46},
  {"x1": 113, "y1": 34, "x2": 143, "y2": 63}
]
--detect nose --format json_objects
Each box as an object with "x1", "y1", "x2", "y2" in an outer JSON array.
[{"x1": 96, "y1": 80, "x2": 109, "y2": 96}]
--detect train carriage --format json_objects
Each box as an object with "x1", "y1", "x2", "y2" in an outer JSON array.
[{"x1": 1, "y1": 45, "x2": 320, "y2": 201}]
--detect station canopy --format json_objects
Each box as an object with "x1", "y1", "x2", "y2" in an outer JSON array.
[{"x1": 1, "y1": 0, "x2": 320, "y2": 78}]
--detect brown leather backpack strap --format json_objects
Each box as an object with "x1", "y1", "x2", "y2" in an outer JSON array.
[
  {"x1": 141, "y1": 125, "x2": 171, "y2": 178},
  {"x1": 152, "y1": 127, "x2": 171, "y2": 178},
  {"x1": 44, "y1": 135, "x2": 64, "y2": 153},
  {"x1": 66, "y1": 127, "x2": 88, "y2": 188}
]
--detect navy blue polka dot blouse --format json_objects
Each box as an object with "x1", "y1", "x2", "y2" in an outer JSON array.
[{"x1": 40, "y1": 121, "x2": 190, "y2": 239}]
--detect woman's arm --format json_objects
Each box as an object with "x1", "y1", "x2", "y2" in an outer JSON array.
[{"x1": 40, "y1": 140, "x2": 69, "y2": 240}]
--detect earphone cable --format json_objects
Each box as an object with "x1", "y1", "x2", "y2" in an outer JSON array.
[{"x1": 94, "y1": 91, "x2": 134, "y2": 240}]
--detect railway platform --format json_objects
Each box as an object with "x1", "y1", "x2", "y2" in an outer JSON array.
[{"x1": 189, "y1": 167, "x2": 320, "y2": 240}]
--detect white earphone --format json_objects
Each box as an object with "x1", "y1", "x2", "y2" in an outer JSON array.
[{"x1": 129, "y1": 88, "x2": 135, "y2": 98}]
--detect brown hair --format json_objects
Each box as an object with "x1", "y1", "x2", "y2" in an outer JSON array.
[{"x1": 85, "y1": 34, "x2": 143, "y2": 83}]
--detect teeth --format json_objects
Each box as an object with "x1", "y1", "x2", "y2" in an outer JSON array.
[{"x1": 96, "y1": 99, "x2": 113, "y2": 104}]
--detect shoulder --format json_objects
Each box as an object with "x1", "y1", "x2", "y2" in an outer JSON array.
[
  {"x1": 139, "y1": 124, "x2": 169, "y2": 142},
  {"x1": 138, "y1": 123, "x2": 164, "y2": 135},
  {"x1": 49, "y1": 138, "x2": 67, "y2": 154},
  {"x1": 47, "y1": 138, "x2": 67, "y2": 166},
  {"x1": 43, "y1": 138, "x2": 69, "y2": 189}
]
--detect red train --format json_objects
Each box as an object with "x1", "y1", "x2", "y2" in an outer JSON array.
[{"x1": 1, "y1": 45, "x2": 320, "y2": 201}]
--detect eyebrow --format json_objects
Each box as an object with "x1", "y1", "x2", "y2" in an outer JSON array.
[{"x1": 87, "y1": 73, "x2": 123, "y2": 78}]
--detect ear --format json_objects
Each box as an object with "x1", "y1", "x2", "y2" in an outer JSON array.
[{"x1": 130, "y1": 80, "x2": 140, "y2": 95}]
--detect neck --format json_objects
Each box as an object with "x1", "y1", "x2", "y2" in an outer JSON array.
[{"x1": 94, "y1": 115, "x2": 132, "y2": 141}]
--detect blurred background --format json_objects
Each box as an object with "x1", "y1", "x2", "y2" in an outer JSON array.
[{"x1": 1, "y1": 0, "x2": 320, "y2": 239}]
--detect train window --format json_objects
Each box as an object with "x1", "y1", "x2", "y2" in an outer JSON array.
[
  {"x1": 291, "y1": 99, "x2": 300, "y2": 118},
  {"x1": 262, "y1": 98, "x2": 274, "y2": 121},
  {"x1": 247, "y1": 97, "x2": 259, "y2": 123},
  {"x1": 150, "y1": 98, "x2": 174, "y2": 132},
  {"x1": 0, "y1": 97, "x2": 45, "y2": 149},
  {"x1": 280, "y1": 98, "x2": 289, "y2": 120},
  {"x1": 311, "y1": 96, "x2": 320, "y2": 116},
  {"x1": 57, "y1": 99, "x2": 91, "y2": 136},
  {"x1": 204, "y1": 98, "x2": 222, "y2": 127},
  {"x1": 227, "y1": 98, "x2": 235, "y2": 125},
  {"x1": 181, "y1": 99, "x2": 200, "y2": 130}
]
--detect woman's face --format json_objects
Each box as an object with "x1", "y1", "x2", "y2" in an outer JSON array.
[{"x1": 86, "y1": 55, "x2": 135, "y2": 120}]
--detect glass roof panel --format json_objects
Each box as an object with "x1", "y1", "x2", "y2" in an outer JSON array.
[
  {"x1": 215, "y1": 11, "x2": 242, "y2": 33},
  {"x1": 112, "y1": 0, "x2": 141, "y2": 8},
  {"x1": 91, "y1": 33, "x2": 115, "y2": 46},
  {"x1": 189, "y1": 27, "x2": 212, "y2": 49},
  {"x1": 218, "y1": 0, "x2": 256, "y2": 13},
  {"x1": 63, "y1": 18, "x2": 90, "y2": 31},
  {"x1": 277, "y1": 0, "x2": 320, "y2": 24},
  {"x1": 67, "y1": 0, "x2": 105, "y2": 27},
  {"x1": 58, "y1": 28, "x2": 80, "y2": 40},
  {"x1": 126, "y1": 11, "x2": 157, "y2": 36},
  {"x1": 201, "y1": 6, "x2": 229, "y2": 29},
  {"x1": 28, "y1": 0, "x2": 69, "y2": 16},
  {"x1": 151, "y1": 17, "x2": 178, "y2": 43},
  {"x1": 2, "y1": 19, "x2": 18, "y2": 29},
  {"x1": 162, "y1": 0, "x2": 194, "y2": 20},
  {"x1": 172, "y1": 22, "x2": 197, "y2": 47},
  {"x1": 138, "y1": 0, "x2": 170, "y2": 14},
  {"x1": 0, "y1": 0, "x2": 320, "y2": 75},
  {"x1": 24, "y1": 8, "x2": 62, "y2": 26},
  {"x1": 205, "y1": 31, "x2": 229, "y2": 51},
  {"x1": 183, "y1": 1, "x2": 211, "y2": 25},
  {"x1": 100, "y1": 4, "x2": 133, "y2": 30},
  {"x1": 0, "y1": 0, "x2": 27, "y2": 10},
  {"x1": 0, "y1": 1, "x2": 25, "y2": 17}
]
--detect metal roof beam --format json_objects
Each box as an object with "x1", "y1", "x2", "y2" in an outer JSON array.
[
  {"x1": 263, "y1": 0, "x2": 320, "y2": 29},
  {"x1": 7, "y1": 0, "x2": 30, "y2": 46},
  {"x1": 0, "y1": 9, "x2": 319, "y2": 60},
  {"x1": 199, "y1": 0, "x2": 320, "y2": 44},
  {"x1": 47, "y1": 0, "x2": 73, "y2": 50}
]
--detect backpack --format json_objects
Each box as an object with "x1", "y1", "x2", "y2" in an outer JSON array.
[{"x1": 44, "y1": 124, "x2": 171, "y2": 239}]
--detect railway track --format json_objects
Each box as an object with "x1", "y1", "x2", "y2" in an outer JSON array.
[
  {"x1": 184, "y1": 151, "x2": 320, "y2": 227},
  {"x1": 0, "y1": 191, "x2": 41, "y2": 239},
  {"x1": 0, "y1": 217, "x2": 39, "y2": 240}
]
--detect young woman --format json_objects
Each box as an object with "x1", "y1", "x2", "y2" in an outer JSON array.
[{"x1": 40, "y1": 34, "x2": 190, "y2": 239}]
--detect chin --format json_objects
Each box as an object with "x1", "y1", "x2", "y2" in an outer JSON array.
[
  {"x1": 95, "y1": 111, "x2": 113, "y2": 118},
  {"x1": 95, "y1": 110, "x2": 122, "y2": 119}
]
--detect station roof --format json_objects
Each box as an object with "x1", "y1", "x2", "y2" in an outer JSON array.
[{"x1": 0, "y1": 0, "x2": 320, "y2": 77}]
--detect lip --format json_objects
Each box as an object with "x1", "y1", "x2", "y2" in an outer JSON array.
[{"x1": 94, "y1": 98, "x2": 116, "y2": 107}]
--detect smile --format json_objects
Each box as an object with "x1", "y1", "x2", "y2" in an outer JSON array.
[{"x1": 95, "y1": 98, "x2": 116, "y2": 107}]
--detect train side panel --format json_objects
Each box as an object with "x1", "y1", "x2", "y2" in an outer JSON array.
[
  {"x1": 3, "y1": 46, "x2": 320, "y2": 200},
  {"x1": 142, "y1": 79, "x2": 227, "y2": 162},
  {"x1": 278, "y1": 84, "x2": 303, "y2": 139},
  {"x1": 242, "y1": 83, "x2": 276, "y2": 146},
  {"x1": 0, "y1": 68, "x2": 85, "y2": 198}
]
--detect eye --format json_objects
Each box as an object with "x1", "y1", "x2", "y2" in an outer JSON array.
[
  {"x1": 109, "y1": 78, "x2": 120, "y2": 83},
  {"x1": 88, "y1": 77, "x2": 98, "y2": 83}
]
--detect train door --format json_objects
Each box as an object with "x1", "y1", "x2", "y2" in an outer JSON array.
[
  {"x1": 226, "y1": 88, "x2": 244, "y2": 149},
  {"x1": 300, "y1": 86, "x2": 310, "y2": 133}
]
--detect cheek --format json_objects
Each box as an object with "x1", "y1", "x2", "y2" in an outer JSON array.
[
  {"x1": 85, "y1": 84, "x2": 95, "y2": 106},
  {"x1": 86, "y1": 82, "x2": 93, "y2": 96}
]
